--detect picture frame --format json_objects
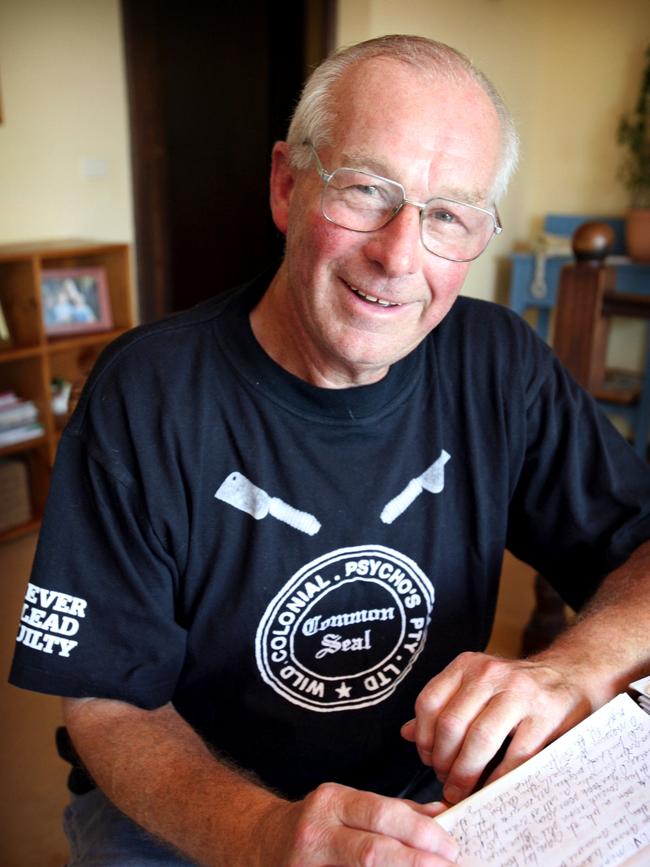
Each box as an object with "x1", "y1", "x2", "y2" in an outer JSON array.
[{"x1": 41, "y1": 267, "x2": 113, "y2": 336}]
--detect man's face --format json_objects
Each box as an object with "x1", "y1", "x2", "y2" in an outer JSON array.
[{"x1": 268, "y1": 57, "x2": 503, "y2": 387}]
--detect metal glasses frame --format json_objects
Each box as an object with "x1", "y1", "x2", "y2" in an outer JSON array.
[{"x1": 304, "y1": 141, "x2": 502, "y2": 262}]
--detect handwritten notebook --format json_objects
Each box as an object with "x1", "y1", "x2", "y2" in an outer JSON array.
[{"x1": 436, "y1": 692, "x2": 650, "y2": 866}]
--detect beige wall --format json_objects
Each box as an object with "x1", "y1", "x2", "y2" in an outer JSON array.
[
  {"x1": 0, "y1": 0, "x2": 647, "y2": 360},
  {"x1": 0, "y1": 0, "x2": 133, "y2": 244},
  {"x1": 336, "y1": 0, "x2": 649, "y2": 311}
]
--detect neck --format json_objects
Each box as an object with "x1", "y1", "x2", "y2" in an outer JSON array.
[{"x1": 249, "y1": 267, "x2": 389, "y2": 389}]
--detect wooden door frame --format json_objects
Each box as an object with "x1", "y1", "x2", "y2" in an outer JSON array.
[{"x1": 121, "y1": 0, "x2": 336, "y2": 323}]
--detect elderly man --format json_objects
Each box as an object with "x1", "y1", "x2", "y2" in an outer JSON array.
[{"x1": 10, "y1": 35, "x2": 650, "y2": 866}]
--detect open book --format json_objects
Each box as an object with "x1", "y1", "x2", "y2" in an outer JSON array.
[{"x1": 436, "y1": 678, "x2": 650, "y2": 867}]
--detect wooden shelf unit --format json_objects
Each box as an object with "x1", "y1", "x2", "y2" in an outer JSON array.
[{"x1": 0, "y1": 240, "x2": 135, "y2": 543}]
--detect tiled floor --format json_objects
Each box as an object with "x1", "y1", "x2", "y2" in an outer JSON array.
[{"x1": 0, "y1": 533, "x2": 536, "y2": 867}]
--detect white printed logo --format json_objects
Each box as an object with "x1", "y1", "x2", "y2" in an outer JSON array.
[
  {"x1": 255, "y1": 545, "x2": 434, "y2": 712},
  {"x1": 216, "y1": 471, "x2": 321, "y2": 535},
  {"x1": 380, "y1": 450, "x2": 450, "y2": 524},
  {"x1": 16, "y1": 582, "x2": 87, "y2": 657}
]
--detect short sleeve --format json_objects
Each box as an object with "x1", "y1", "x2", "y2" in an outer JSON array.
[
  {"x1": 506, "y1": 353, "x2": 650, "y2": 609},
  {"x1": 9, "y1": 430, "x2": 187, "y2": 708}
]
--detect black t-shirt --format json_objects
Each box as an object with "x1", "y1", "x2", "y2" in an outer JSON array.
[{"x1": 9, "y1": 275, "x2": 650, "y2": 799}]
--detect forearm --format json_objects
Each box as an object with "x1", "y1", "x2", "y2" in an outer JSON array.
[
  {"x1": 62, "y1": 697, "x2": 287, "y2": 867},
  {"x1": 402, "y1": 541, "x2": 650, "y2": 803},
  {"x1": 533, "y1": 538, "x2": 650, "y2": 706},
  {"x1": 63, "y1": 697, "x2": 459, "y2": 866}
]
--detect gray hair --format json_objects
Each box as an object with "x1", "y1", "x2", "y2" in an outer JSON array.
[{"x1": 286, "y1": 34, "x2": 519, "y2": 203}]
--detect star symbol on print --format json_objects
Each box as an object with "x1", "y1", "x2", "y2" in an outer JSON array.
[{"x1": 335, "y1": 682, "x2": 352, "y2": 699}]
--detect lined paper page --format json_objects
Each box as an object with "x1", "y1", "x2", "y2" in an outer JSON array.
[{"x1": 436, "y1": 693, "x2": 650, "y2": 866}]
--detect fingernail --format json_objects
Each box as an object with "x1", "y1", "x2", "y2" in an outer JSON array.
[{"x1": 444, "y1": 784, "x2": 462, "y2": 804}]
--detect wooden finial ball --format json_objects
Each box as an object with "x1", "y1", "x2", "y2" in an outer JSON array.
[{"x1": 572, "y1": 221, "x2": 614, "y2": 262}]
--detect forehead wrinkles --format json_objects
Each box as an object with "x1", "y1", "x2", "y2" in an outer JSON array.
[
  {"x1": 329, "y1": 56, "x2": 478, "y2": 134},
  {"x1": 326, "y1": 61, "x2": 500, "y2": 205},
  {"x1": 336, "y1": 148, "x2": 487, "y2": 206}
]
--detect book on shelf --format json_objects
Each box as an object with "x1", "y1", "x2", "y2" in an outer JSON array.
[
  {"x1": 0, "y1": 398, "x2": 39, "y2": 430},
  {"x1": 0, "y1": 422, "x2": 45, "y2": 447},
  {"x1": 0, "y1": 392, "x2": 44, "y2": 446},
  {"x1": 0, "y1": 390, "x2": 19, "y2": 408},
  {"x1": 436, "y1": 677, "x2": 650, "y2": 867}
]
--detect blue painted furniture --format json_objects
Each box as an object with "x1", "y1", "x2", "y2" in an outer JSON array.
[{"x1": 508, "y1": 214, "x2": 650, "y2": 457}]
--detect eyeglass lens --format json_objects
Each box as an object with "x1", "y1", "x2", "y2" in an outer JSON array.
[{"x1": 322, "y1": 167, "x2": 495, "y2": 262}]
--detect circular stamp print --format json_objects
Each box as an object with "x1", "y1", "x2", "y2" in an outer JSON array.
[{"x1": 255, "y1": 545, "x2": 434, "y2": 711}]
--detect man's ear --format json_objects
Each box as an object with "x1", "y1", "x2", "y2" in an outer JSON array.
[{"x1": 269, "y1": 141, "x2": 296, "y2": 236}]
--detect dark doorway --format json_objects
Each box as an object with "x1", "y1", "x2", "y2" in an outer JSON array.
[{"x1": 121, "y1": 0, "x2": 335, "y2": 321}]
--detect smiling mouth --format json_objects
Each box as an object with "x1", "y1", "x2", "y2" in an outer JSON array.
[{"x1": 347, "y1": 283, "x2": 402, "y2": 307}]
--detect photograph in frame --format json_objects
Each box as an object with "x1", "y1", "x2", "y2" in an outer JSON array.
[{"x1": 41, "y1": 267, "x2": 113, "y2": 336}]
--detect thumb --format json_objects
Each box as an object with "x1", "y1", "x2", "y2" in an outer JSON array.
[
  {"x1": 416, "y1": 800, "x2": 449, "y2": 818},
  {"x1": 401, "y1": 718, "x2": 416, "y2": 741}
]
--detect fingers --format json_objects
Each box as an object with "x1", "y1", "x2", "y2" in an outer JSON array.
[
  {"x1": 330, "y1": 826, "x2": 459, "y2": 867},
  {"x1": 331, "y1": 786, "x2": 458, "y2": 859},
  {"x1": 401, "y1": 718, "x2": 416, "y2": 742},
  {"x1": 404, "y1": 653, "x2": 590, "y2": 804},
  {"x1": 427, "y1": 680, "x2": 498, "y2": 785},
  {"x1": 292, "y1": 783, "x2": 459, "y2": 866},
  {"x1": 406, "y1": 652, "x2": 490, "y2": 776},
  {"x1": 434, "y1": 691, "x2": 523, "y2": 801},
  {"x1": 404, "y1": 659, "x2": 466, "y2": 767},
  {"x1": 478, "y1": 701, "x2": 586, "y2": 788},
  {"x1": 412, "y1": 800, "x2": 449, "y2": 819}
]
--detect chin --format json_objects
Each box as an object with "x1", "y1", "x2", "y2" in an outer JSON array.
[{"x1": 336, "y1": 340, "x2": 418, "y2": 379}]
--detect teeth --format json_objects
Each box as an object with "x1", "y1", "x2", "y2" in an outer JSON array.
[{"x1": 350, "y1": 285, "x2": 400, "y2": 307}]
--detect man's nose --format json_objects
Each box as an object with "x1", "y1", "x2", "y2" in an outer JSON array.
[{"x1": 362, "y1": 205, "x2": 423, "y2": 276}]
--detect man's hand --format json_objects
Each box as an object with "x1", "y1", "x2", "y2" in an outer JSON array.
[
  {"x1": 401, "y1": 651, "x2": 592, "y2": 805},
  {"x1": 258, "y1": 783, "x2": 458, "y2": 867},
  {"x1": 63, "y1": 697, "x2": 458, "y2": 866},
  {"x1": 401, "y1": 541, "x2": 650, "y2": 806}
]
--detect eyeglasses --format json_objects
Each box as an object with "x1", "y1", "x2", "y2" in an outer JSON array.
[{"x1": 304, "y1": 142, "x2": 502, "y2": 263}]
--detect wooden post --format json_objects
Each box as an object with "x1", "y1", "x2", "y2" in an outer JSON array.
[
  {"x1": 521, "y1": 221, "x2": 615, "y2": 655},
  {"x1": 552, "y1": 221, "x2": 616, "y2": 392}
]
